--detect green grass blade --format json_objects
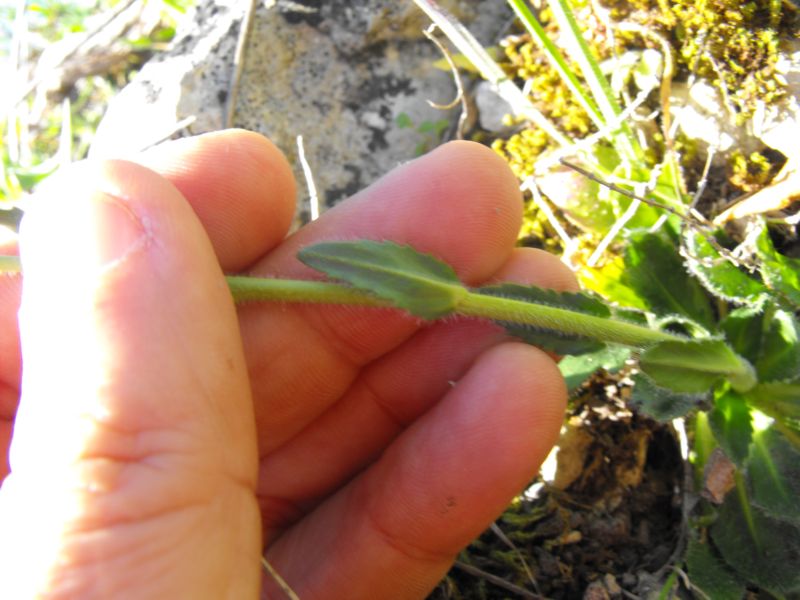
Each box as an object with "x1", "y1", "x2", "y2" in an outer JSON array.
[
  {"x1": 506, "y1": 0, "x2": 604, "y2": 129},
  {"x1": 530, "y1": 0, "x2": 644, "y2": 163}
]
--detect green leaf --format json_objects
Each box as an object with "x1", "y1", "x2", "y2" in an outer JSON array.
[
  {"x1": 0, "y1": 206, "x2": 23, "y2": 232},
  {"x1": 685, "y1": 538, "x2": 746, "y2": 600},
  {"x1": 476, "y1": 284, "x2": 609, "y2": 354},
  {"x1": 395, "y1": 112, "x2": 413, "y2": 129},
  {"x1": 559, "y1": 345, "x2": 630, "y2": 392},
  {"x1": 622, "y1": 231, "x2": 715, "y2": 331},
  {"x1": 746, "y1": 381, "x2": 800, "y2": 423},
  {"x1": 747, "y1": 428, "x2": 800, "y2": 524},
  {"x1": 709, "y1": 390, "x2": 753, "y2": 465},
  {"x1": 630, "y1": 373, "x2": 707, "y2": 421},
  {"x1": 711, "y1": 492, "x2": 800, "y2": 595},
  {"x1": 10, "y1": 160, "x2": 59, "y2": 191},
  {"x1": 682, "y1": 228, "x2": 770, "y2": 304},
  {"x1": 756, "y1": 308, "x2": 800, "y2": 382},
  {"x1": 755, "y1": 220, "x2": 800, "y2": 309},
  {"x1": 298, "y1": 241, "x2": 467, "y2": 319},
  {"x1": 639, "y1": 339, "x2": 756, "y2": 394},
  {"x1": 721, "y1": 304, "x2": 767, "y2": 364}
]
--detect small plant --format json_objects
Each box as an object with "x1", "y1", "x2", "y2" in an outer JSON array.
[{"x1": 413, "y1": 0, "x2": 799, "y2": 594}]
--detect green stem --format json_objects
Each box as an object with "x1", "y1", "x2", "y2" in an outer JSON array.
[
  {"x1": 458, "y1": 290, "x2": 680, "y2": 346},
  {"x1": 1, "y1": 256, "x2": 680, "y2": 348},
  {"x1": 226, "y1": 276, "x2": 391, "y2": 308},
  {"x1": 506, "y1": 0, "x2": 605, "y2": 129},
  {"x1": 734, "y1": 470, "x2": 762, "y2": 553}
]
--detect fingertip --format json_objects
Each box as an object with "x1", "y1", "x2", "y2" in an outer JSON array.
[
  {"x1": 360, "y1": 340, "x2": 567, "y2": 557},
  {"x1": 281, "y1": 140, "x2": 524, "y2": 283},
  {"x1": 418, "y1": 140, "x2": 525, "y2": 265},
  {"x1": 494, "y1": 247, "x2": 580, "y2": 292},
  {"x1": 137, "y1": 129, "x2": 297, "y2": 270},
  {"x1": 490, "y1": 342, "x2": 568, "y2": 452}
]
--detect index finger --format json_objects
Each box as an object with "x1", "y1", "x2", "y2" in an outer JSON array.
[{"x1": 238, "y1": 141, "x2": 526, "y2": 454}]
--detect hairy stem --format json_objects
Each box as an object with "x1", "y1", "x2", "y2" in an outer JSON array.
[
  {"x1": 227, "y1": 276, "x2": 391, "y2": 308},
  {"x1": 1, "y1": 255, "x2": 680, "y2": 348},
  {"x1": 457, "y1": 290, "x2": 680, "y2": 346}
]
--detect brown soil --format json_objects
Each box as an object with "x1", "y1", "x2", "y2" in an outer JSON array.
[{"x1": 431, "y1": 372, "x2": 685, "y2": 599}]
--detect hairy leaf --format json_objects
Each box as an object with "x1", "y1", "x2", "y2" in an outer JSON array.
[
  {"x1": 629, "y1": 373, "x2": 707, "y2": 421},
  {"x1": 685, "y1": 538, "x2": 745, "y2": 600},
  {"x1": 711, "y1": 492, "x2": 800, "y2": 595},
  {"x1": 475, "y1": 283, "x2": 610, "y2": 355},
  {"x1": 755, "y1": 221, "x2": 800, "y2": 309},
  {"x1": 682, "y1": 228, "x2": 769, "y2": 304},
  {"x1": 639, "y1": 339, "x2": 756, "y2": 394},
  {"x1": 746, "y1": 381, "x2": 800, "y2": 423},
  {"x1": 298, "y1": 241, "x2": 466, "y2": 319},
  {"x1": 709, "y1": 390, "x2": 753, "y2": 466},
  {"x1": 747, "y1": 428, "x2": 800, "y2": 524},
  {"x1": 623, "y1": 230, "x2": 715, "y2": 330},
  {"x1": 559, "y1": 345, "x2": 630, "y2": 392},
  {"x1": 756, "y1": 309, "x2": 800, "y2": 382},
  {"x1": 721, "y1": 304, "x2": 766, "y2": 364}
]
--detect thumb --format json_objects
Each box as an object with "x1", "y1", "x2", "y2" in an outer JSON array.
[{"x1": 0, "y1": 160, "x2": 261, "y2": 598}]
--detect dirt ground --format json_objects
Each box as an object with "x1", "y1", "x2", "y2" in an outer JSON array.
[{"x1": 431, "y1": 371, "x2": 686, "y2": 599}]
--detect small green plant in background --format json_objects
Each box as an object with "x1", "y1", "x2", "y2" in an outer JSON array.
[
  {"x1": 416, "y1": 0, "x2": 799, "y2": 596},
  {"x1": 1, "y1": 0, "x2": 190, "y2": 211},
  {"x1": 395, "y1": 111, "x2": 452, "y2": 155}
]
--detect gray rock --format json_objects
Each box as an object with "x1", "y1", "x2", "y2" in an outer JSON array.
[
  {"x1": 91, "y1": 0, "x2": 513, "y2": 222},
  {"x1": 669, "y1": 79, "x2": 761, "y2": 163},
  {"x1": 474, "y1": 80, "x2": 514, "y2": 133},
  {"x1": 752, "y1": 40, "x2": 800, "y2": 160}
]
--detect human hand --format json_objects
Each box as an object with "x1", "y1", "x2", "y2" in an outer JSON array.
[{"x1": 0, "y1": 129, "x2": 575, "y2": 599}]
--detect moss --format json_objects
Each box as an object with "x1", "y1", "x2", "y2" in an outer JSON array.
[
  {"x1": 729, "y1": 149, "x2": 777, "y2": 191},
  {"x1": 499, "y1": 12, "x2": 600, "y2": 140},
  {"x1": 491, "y1": 129, "x2": 549, "y2": 181}
]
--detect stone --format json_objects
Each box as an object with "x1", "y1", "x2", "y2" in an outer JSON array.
[
  {"x1": 91, "y1": 0, "x2": 513, "y2": 223},
  {"x1": 474, "y1": 80, "x2": 514, "y2": 133},
  {"x1": 751, "y1": 40, "x2": 800, "y2": 159},
  {"x1": 669, "y1": 79, "x2": 760, "y2": 163}
]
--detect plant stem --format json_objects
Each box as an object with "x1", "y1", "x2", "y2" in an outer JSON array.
[
  {"x1": 457, "y1": 290, "x2": 680, "y2": 346},
  {"x1": 226, "y1": 276, "x2": 391, "y2": 308},
  {"x1": 1, "y1": 256, "x2": 680, "y2": 348}
]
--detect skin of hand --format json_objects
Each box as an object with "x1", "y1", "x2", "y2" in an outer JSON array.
[{"x1": 0, "y1": 129, "x2": 576, "y2": 599}]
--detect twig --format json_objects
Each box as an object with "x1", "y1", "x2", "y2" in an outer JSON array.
[
  {"x1": 138, "y1": 115, "x2": 197, "y2": 152},
  {"x1": 422, "y1": 24, "x2": 469, "y2": 140},
  {"x1": 490, "y1": 522, "x2": 542, "y2": 595},
  {"x1": 412, "y1": 0, "x2": 570, "y2": 146},
  {"x1": 534, "y1": 87, "x2": 651, "y2": 175},
  {"x1": 521, "y1": 177, "x2": 577, "y2": 258},
  {"x1": 453, "y1": 561, "x2": 545, "y2": 599},
  {"x1": 560, "y1": 159, "x2": 754, "y2": 269},
  {"x1": 560, "y1": 159, "x2": 693, "y2": 223},
  {"x1": 588, "y1": 194, "x2": 642, "y2": 267},
  {"x1": 296, "y1": 134, "x2": 320, "y2": 221},
  {"x1": 226, "y1": 0, "x2": 258, "y2": 128},
  {"x1": 691, "y1": 144, "x2": 716, "y2": 209},
  {"x1": 261, "y1": 556, "x2": 300, "y2": 600},
  {"x1": 613, "y1": 22, "x2": 675, "y2": 148}
]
